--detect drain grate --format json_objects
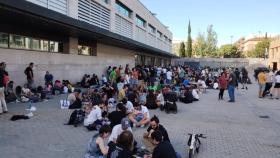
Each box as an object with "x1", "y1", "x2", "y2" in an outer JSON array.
[{"x1": 259, "y1": 115, "x2": 270, "y2": 119}]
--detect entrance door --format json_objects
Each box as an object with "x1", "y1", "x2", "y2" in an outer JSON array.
[{"x1": 273, "y1": 62, "x2": 277, "y2": 71}]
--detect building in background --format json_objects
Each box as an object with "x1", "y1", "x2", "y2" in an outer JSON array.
[
  {"x1": 0, "y1": 0, "x2": 175, "y2": 85},
  {"x1": 234, "y1": 33, "x2": 274, "y2": 57},
  {"x1": 268, "y1": 35, "x2": 280, "y2": 70}
]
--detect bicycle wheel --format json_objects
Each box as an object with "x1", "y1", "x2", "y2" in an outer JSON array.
[{"x1": 189, "y1": 149, "x2": 193, "y2": 158}]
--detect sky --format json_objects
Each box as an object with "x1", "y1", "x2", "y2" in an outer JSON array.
[{"x1": 140, "y1": 0, "x2": 280, "y2": 46}]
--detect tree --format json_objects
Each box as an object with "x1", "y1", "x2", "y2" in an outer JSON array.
[
  {"x1": 254, "y1": 39, "x2": 270, "y2": 58},
  {"x1": 193, "y1": 25, "x2": 218, "y2": 57},
  {"x1": 247, "y1": 39, "x2": 270, "y2": 58},
  {"x1": 205, "y1": 25, "x2": 218, "y2": 57},
  {"x1": 179, "y1": 42, "x2": 186, "y2": 57},
  {"x1": 219, "y1": 44, "x2": 240, "y2": 58},
  {"x1": 186, "y1": 20, "x2": 192, "y2": 57}
]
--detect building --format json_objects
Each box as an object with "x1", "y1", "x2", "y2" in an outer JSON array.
[
  {"x1": 268, "y1": 35, "x2": 280, "y2": 70},
  {"x1": 0, "y1": 0, "x2": 175, "y2": 85},
  {"x1": 234, "y1": 33, "x2": 273, "y2": 57}
]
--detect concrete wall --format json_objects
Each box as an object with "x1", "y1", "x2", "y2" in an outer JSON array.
[
  {"x1": 0, "y1": 43, "x2": 135, "y2": 86},
  {"x1": 172, "y1": 58, "x2": 268, "y2": 70}
]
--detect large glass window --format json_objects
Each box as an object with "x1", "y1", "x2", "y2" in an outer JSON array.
[
  {"x1": 50, "y1": 41, "x2": 63, "y2": 53},
  {"x1": 115, "y1": 1, "x2": 132, "y2": 18},
  {"x1": 102, "y1": 0, "x2": 109, "y2": 4},
  {"x1": 2, "y1": 33, "x2": 63, "y2": 52},
  {"x1": 9, "y1": 34, "x2": 27, "y2": 49},
  {"x1": 136, "y1": 15, "x2": 146, "y2": 28},
  {"x1": 0, "y1": 33, "x2": 9, "y2": 48},
  {"x1": 78, "y1": 45, "x2": 92, "y2": 56},
  {"x1": 148, "y1": 24, "x2": 156, "y2": 34}
]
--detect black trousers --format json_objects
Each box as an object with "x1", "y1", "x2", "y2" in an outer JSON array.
[
  {"x1": 263, "y1": 82, "x2": 272, "y2": 97},
  {"x1": 219, "y1": 89, "x2": 225, "y2": 99}
]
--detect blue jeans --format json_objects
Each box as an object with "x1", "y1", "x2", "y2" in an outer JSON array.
[{"x1": 228, "y1": 85, "x2": 235, "y2": 101}]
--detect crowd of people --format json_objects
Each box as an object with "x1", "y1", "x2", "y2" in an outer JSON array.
[{"x1": 1, "y1": 61, "x2": 280, "y2": 157}]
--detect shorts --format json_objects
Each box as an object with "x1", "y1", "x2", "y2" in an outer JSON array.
[
  {"x1": 259, "y1": 84, "x2": 265, "y2": 91},
  {"x1": 274, "y1": 83, "x2": 280, "y2": 88}
]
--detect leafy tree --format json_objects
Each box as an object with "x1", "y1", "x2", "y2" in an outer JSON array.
[
  {"x1": 246, "y1": 39, "x2": 270, "y2": 58},
  {"x1": 179, "y1": 42, "x2": 186, "y2": 57},
  {"x1": 186, "y1": 20, "x2": 192, "y2": 57},
  {"x1": 254, "y1": 39, "x2": 270, "y2": 58},
  {"x1": 193, "y1": 32, "x2": 206, "y2": 57},
  {"x1": 219, "y1": 44, "x2": 240, "y2": 58},
  {"x1": 193, "y1": 25, "x2": 218, "y2": 57},
  {"x1": 205, "y1": 25, "x2": 218, "y2": 57}
]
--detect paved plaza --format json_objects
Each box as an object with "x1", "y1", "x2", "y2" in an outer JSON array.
[{"x1": 1, "y1": 82, "x2": 280, "y2": 158}]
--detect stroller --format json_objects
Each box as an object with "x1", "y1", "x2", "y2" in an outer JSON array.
[{"x1": 164, "y1": 91, "x2": 178, "y2": 114}]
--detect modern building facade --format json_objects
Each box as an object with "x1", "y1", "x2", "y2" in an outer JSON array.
[
  {"x1": 0, "y1": 0, "x2": 175, "y2": 85},
  {"x1": 268, "y1": 35, "x2": 280, "y2": 70}
]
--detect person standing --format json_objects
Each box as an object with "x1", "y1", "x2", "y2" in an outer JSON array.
[
  {"x1": 0, "y1": 62, "x2": 8, "y2": 114},
  {"x1": 24, "y1": 62, "x2": 34, "y2": 89},
  {"x1": 227, "y1": 69, "x2": 237, "y2": 102},
  {"x1": 257, "y1": 70, "x2": 266, "y2": 98},
  {"x1": 218, "y1": 72, "x2": 227, "y2": 100},
  {"x1": 44, "y1": 71, "x2": 53, "y2": 86}
]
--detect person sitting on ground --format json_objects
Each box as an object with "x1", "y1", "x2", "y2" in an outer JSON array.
[
  {"x1": 107, "y1": 130, "x2": 134, "y2": 158},
  {"x1": 144, "y1": 130, "x2": 178, "y2": 158},
  {"x1": 84, "y1": 125, "x2": 112, "y2": 158},
  {"x1": 108, "y1": 118, "x2": 132, "y2": 145},
  {"x1": 68, "y1": 89, "x2": 82, "y2": 109},
  {"x1": 121, "y1": 98, "x2": 134, "y2": 115},
  {"x1": 108, "y1": 103, "x2": 127, "y2": 128},
  {"x1": 190, "y1": 86, "x2": 199, "y2": 101},
  {"x1": 52, "y1": 80, "x2": 63, "y2": 95},
  {"x1": 180, "y1": 87, "x2": 194, "y2": 104},
  {"x1": 156, "y1": 90, "x2": 164, "y2": 110},
  {"x1": 44, "y1": 71, "x2": 53, "y2": 86},
  {"x1": 145, "y1": 89, "x2": 157, "y2": 109},
  {"x1": 138, "y1": 88, "x2": 147, "y2": 105},
  {"x1": 128, "y1": 102, "x2": 150, "y2": 127},
  {"x1": 84, "y1": 102, "x2": 104, "y2": 131},
  {"x1": 143, "y1": 116, "x2": 170, "y2": 152},
  {"x1": 118, "y1": 84, "x2": 128, "y2": 102},
  {"x1": 5, "y1": 81, "x2": 17, "y2": 103}
]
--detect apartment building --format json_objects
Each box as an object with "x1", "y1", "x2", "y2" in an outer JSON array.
[{"x1": 0, "y1": 0, "x2": 175, "y2": 85}]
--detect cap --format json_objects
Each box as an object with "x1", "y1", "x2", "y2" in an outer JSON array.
[{"x1": 121, "y1": 118, "x2": 130, "y2": 130}]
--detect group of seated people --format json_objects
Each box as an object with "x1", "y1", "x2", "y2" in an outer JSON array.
[{"x1": 83, "y1": 116, "x2": 180, "y2": 158}]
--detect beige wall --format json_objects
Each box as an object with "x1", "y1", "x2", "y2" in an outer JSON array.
[
  {"x1": 268, "y1": 35, "x2": 280, "y2": 70},
  {"x1": 0, "y1": 43, "x2": 135, "y2": 86}
]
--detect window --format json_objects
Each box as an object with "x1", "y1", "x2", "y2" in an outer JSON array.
[
  {"x1": 78, "y1": 45, "x2": 92, "y2": 56},
  {"x1": 3, "y1": 33, "x2": 63, "y2": 52},
  {"x1": 136, "y1": 15, "x2": 146, "y2": 28},
  {"x1": 0, "y1": 33, "x2": 9, "y2": 48},
  {"x1": 157, "y1": 31, "x2": 162, "y2": 38},
  {"x1": 148, "y1": 24, "x2": 156, "y2": 34},
  {"x1": 115, "y1": 1, "x2": 132, "y2": 18},
  {"x1": 164, "y1": 36, "x2": 168, "y2": 42},
  {"x1": 50, "y1": 41, "x2": 63, "y2": 53}
]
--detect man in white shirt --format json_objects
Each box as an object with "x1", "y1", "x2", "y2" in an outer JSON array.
[
  {"x1": 128, "y1": 103, "x2": 150, "y2": 127},
  {"x1": 166, "y1": 69, "x2": 172, "y2": 85},
  {"x1": 84, "y1": 105, "x2": 102, "y2": 127},
  {"x1": 122, "y1": 98, "x2": 134, "y2": 114},
  {"x1": 108, "y1": 118, "x2": 132, "y2": 143}
]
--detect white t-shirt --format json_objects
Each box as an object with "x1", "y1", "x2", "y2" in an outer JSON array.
[
  {"x1": 162, "y1": 68, "x2": 167, "y2": 74},
  {"x1": 156, "y1": 93, "x2": 164, "y2": 105},
  {"x1": 138, "y1": 105, "x2": 150, "y2": 119},
  {"x1": 125, "y1": 101, "x2": 134, "y2": 113},
  {"x1": 84, "y1": 105, "x2": 102, "y2": 126},
  {"x1": 275, "y1": 75, "x2": 280, "y2": 83},
  {"x1": 108, "y1": 124, "x2": 132, "y2": 142},
  {"x1": 166, "y1": 71, "x2": 172, "y2": 80},
  {"x1": 192, "y1": 89, "x2": 200, "y2": 99}
]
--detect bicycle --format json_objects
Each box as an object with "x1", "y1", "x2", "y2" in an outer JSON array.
[{"x1": 187, "y1": 133, "x2": 206, "y2": 158}]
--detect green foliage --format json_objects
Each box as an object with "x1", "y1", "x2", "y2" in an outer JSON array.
[
  {"x1": 186, "y1": 20, "x2": 192, "y2": 57},
  {"x1": 179, "y1": 42, "x2": 186, "y2": 57},
  {"x1": 193, "y1": 25, "x2": 218, "y2": 57},
  {"x1": 247, "y1": 39, "x2": 270, "y2": 58},
  {"x1": 219, "y1": 44, "x2": 240, "y2": 58}
]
